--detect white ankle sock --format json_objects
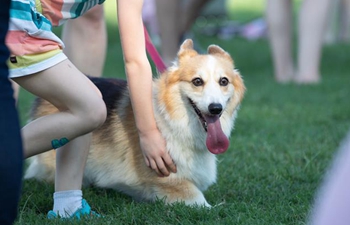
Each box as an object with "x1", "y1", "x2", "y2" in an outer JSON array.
[{"x1": 53, "y1": 190, "x2": 82, "y2": 218}]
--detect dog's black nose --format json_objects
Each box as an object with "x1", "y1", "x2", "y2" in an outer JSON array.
[{"x1": 208, "y1": 103, "x2": 222, "y2": 115}]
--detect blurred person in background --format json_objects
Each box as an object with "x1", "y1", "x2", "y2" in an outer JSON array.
[
  {"x1": 61, "y1": 5, "x2": 107, "y2": 78},
  {"x1": 324, "y1": 0, "x2": 350, "y2": 44},
  {"x1": 308, "y1": 131, "x2": 350, "y2": 225},
  {"x1": 155, "y1": 0, "x2": 212, "y2": 66},
  {"x1": 265, "y1": 0, "x2": 331, "y2": 84}
]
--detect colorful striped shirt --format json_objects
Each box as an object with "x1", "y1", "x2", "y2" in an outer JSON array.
[{"x1": 6, "y1": 0, "x2": 106, "y2": 77}]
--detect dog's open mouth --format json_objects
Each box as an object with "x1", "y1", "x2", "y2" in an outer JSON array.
[
  {"x1": 189, "y1": 99, "x2": 229, "y2": 154},
  {"x1": 189, "y1": 99, "x2": 208, "y2": 131}
]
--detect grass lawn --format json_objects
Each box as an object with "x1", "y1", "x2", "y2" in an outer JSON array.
[{"x1": 15, "y1": 1, "x2": 350, "y2": 224}]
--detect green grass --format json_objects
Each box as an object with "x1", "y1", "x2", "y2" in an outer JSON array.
[
  {"x1": 15, "y1": 1, "x2": 350, "y2": 224},
  {"x1": 227, "y1": 0, "x2": 302, "y2": 22}
]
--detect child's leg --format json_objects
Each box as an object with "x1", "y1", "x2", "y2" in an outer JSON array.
[
  {"x1": 265, "y1": 0, "x2": 294, "y2": 83},
  {"x1": 52, "y1": 134, "x2": 91, "y2": 216},
  {"x1": 13, "y1": 59, "x2": 107, "y2": 158},
  {"x1": 14, "y1": 59, "x2": 106, "y2": 217},
  {"x1": 10, "y1": 80, "x2": 19, "y2": 103},
  {"x1": 55, "y1": 133, "x2": 91, "y2": 191}
]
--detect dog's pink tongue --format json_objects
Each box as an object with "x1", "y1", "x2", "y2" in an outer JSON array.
[{"x1": 204, "y1": 115, "x2": 229, "y2": 154}]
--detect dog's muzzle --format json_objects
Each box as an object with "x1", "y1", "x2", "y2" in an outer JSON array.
[{"x1": 188, "y1": 98, "x2": 229, "y2": 154}]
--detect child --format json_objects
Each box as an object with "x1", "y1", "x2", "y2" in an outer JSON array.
[{"x1": 7, "y1": 0, "x2": 176, "y2": 219}]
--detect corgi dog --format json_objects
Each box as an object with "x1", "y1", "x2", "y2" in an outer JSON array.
[{"x1": 25, "y1": 39, "x2": 245, "y2": 207}]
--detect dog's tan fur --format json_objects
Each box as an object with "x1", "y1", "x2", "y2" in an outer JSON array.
[{"x1": 25, "y1": 40, "x2": 245, "y2": 207}]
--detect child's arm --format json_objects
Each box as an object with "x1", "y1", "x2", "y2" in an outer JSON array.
[{"x1": 116, "y1": 0, "x2": 177, "y2": 177}]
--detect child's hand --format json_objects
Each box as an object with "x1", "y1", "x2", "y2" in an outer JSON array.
[{"x1": 139, "y1": 129, "x2": 177, "y2": 177}]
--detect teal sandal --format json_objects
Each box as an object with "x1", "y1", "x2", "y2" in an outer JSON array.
[{"x1": 47, "y1": 199, "x2": 101, "y2": 219}]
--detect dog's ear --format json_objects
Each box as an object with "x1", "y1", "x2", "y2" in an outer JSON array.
[
  {"x1": 177, "y1": 39, "x2": 198, "y2": 61},
  {"x1": 207, "y1": 45, "x2": 233, "y2": 63}
]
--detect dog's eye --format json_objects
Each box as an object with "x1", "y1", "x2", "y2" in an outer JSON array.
[
  {"x1": 192, "y1": 78, "x2": 204, "y2": 86},
  {"x1": 219, "y1": 77, "x2": 229, "y2": 86}
]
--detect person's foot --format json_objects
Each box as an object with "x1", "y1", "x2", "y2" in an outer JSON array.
[
  {"x1": 47, "y1": 199, "x2": 101, "y2": 219},
  {"x1": 294, "y1": 73, "x2": 321, "y2": 84},
  {"x1": 275, "y1": 75, "x2": 293, "y2": 84},
  {"x1": 274, "y1": 65, "x2": 294, "y2": 84},
  {"x1": 274, "y1": 69, "x2": 294, "y2": 84}
]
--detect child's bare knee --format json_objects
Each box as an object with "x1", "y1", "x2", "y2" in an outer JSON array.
[{"x1": 84, "y1": 98, "x2": 107, "y2": 130}]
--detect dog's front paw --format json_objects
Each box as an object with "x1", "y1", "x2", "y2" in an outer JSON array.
[
  {"x1": 203, "y1": 201, "x2": 212, "y2": 208},
  {"x1": 185, "y1": 193, "x2": 212, "y2": 208}
]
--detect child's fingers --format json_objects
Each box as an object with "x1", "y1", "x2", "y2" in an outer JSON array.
[
  {"x1": 148, "y1": 158, "x2": 164, "y2": 177},
  {"x1": 163, "y1": 153, "x2": 177, "y2": 173},
  {"x1": 143, "y1": 156, "x2": 150, "y2": 167},
  {"x1": 155, "y1": 158, "x2": 170, "y2": 177}
]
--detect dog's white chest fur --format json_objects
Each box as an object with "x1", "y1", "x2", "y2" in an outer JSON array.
[
  {"x1": 170, "y1": 146, "x2": 217, "y2": 191},
  {"x1": 153, "y1": 90, "x2": 218, "y2": 191}
]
